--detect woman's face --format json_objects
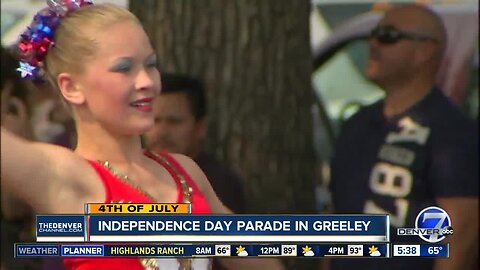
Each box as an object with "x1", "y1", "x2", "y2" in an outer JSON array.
[{"x1": 73, "y1": 21, "x2": 161, "y2": 135}]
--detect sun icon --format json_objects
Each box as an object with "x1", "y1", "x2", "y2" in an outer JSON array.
[
  {"x1": 236, "y1": 246, "x2": 246, "y2": 254},
  {"x1": 236, "y1": 245, "x2": 249, "y2": 256},
  {"x1": 368, "y1": 245, "x2": 381, "y2": 257},
  {"x1": 302, "y1": 245, "x2": 312, "y2": 254}
]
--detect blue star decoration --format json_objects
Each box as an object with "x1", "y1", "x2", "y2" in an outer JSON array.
[{"x1": 17, "y1": 62, "x2": 36, "y2": 78}]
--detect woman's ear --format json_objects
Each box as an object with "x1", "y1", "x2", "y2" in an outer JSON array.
[
  {"x1": 57, "y1": 73, "x2": 85, "y2": 105},
  {"x1": 196, "y1": 117, "x2": 208, "y2": 141}
]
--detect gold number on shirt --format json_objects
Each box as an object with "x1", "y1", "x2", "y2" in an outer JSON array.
[
  {"x1": 369, "y1": 162, "x2": 412, "y2": 197},
  {"x1": 364, "y1": 162, "x2": 413, "y2": 227}
]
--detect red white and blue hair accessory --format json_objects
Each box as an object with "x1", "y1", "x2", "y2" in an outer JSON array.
[{"x1": 16, "y1": 0, "x2": 93, "y2": 81}]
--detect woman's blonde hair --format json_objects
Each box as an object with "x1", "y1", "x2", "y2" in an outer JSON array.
[{"x1": 45, "y1": 4, "x2": 140, "y2": 89}]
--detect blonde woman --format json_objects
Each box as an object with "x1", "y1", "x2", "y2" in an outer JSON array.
[{"x1": 1, "y1": 1, "x2": 284, "y2": 270}]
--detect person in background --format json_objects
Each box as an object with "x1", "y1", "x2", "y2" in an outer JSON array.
[
  {"x1": 143, "y1": 74, "x2": 245, "y2": 214},
  {"x1": 1, "y1": 47, "x2": 35, "y2": 140},
  {"x1": 328, "y1": 4, "x2": 478, "y2": 270},
  {"x1": 28, "y1": 82, "x2": 76, "y2": 149},
  {"x1": 1, "y1": 46, "x2": 41, "y2": 270},
  {"x1": 2, "y1": 45, "x2": 72, "y2": 270}
]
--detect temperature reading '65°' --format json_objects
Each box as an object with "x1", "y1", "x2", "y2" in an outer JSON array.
[{"x1": 428, "y1": 246, "x2": 443, "y2": 255}]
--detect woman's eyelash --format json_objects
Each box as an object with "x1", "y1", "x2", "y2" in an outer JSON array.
[
  {"x1": 111, "y1": 60, "x2": 133, "y2": 72},
  {"x1": 110, "y1": 57, "x2": 156, "y2": 72}
]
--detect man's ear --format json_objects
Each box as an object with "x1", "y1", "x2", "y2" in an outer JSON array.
[
  {"x1": 57, "y1": 73, "x2": 85, "y2": 105},
  {"x1": 414, "y1": 42, "x2": 437, "y2": 66},
  {"x1": 196, "y1": 117, "x2": 208, "y2": 140}
]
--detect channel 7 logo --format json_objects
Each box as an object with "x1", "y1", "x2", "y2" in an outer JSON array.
[{"x1": 397, "y1": 206, "x2": 454, "y2": 243}]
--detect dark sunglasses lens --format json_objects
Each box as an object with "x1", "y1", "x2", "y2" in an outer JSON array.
[{"x1": 371, "y1": 27, "x2": 400, "y2": 44}]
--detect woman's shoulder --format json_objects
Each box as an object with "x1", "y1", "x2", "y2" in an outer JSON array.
[
  {"x1": 163, "y1": 153, "x2": 210, "y2": 194},
  {"x1": 166, "y1": 153, "x2": 230, "y2": 214},
  {"x1": 144, "y1": 150, "x2": 206, "y2": 191}
]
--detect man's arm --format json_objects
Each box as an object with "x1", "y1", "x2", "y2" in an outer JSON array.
[
  {"x1": 434, "y1": 197, "x2": 479, "y2": 270},
  {"x1": 428, "y1": 116, "x2": 478, "y2": 270}
]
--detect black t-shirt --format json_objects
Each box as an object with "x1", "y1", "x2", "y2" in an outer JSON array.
[
  {"x1": 329, "y1": 88, "x2": 478, "y2": 270},
  {"x1": 195, "y1": 152, "x2": 245, "y2": 214},
  {"x1": 194, "y1": 152, "x2": 245, "y2": 270}
]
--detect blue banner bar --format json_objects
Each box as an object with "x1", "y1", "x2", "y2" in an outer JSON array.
[{"x1": 88, "y1": 215, "x2": 388, "y2": 236}]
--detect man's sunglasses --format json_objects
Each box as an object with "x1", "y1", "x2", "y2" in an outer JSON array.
[{"x1": 370, "y1": 25, "x2": 438, "y2": 44}]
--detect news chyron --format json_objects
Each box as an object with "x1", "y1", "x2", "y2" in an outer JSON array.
[{"x1": 397, "y1": 206, "x2": 453, "y2": 243}]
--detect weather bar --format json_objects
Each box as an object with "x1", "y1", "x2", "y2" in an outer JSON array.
[{"x1": 15, "y1": 243, "x2": 390, "y2": 258}]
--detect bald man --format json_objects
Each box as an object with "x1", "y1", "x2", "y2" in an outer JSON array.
[{"x1": 328, "y1": 4, "x2": 478, "y2": 270}]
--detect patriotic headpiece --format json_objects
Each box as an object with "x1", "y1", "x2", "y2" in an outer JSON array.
[{"x1": 16, "y1": 0, "x2": 94, "y2": 81}]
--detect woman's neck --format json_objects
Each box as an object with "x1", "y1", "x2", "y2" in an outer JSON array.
[{"x1": 74, "y1": 122, "x2": 144, "y2": 165}]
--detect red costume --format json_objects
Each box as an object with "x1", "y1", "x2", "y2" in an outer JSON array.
[{"x1": 63, "y1": 151, "x2": 211, "y2": 270}]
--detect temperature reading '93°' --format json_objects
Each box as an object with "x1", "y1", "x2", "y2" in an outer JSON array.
[{"x1": 349, "y1": 246, "x2": 360, "y2": 254}]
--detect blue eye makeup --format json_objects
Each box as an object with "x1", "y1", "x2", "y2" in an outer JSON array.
[
  {"x1": 110, "y1": 55, "x2": 158, "y2": 73},
  {"x1": 111, "y1": 58, "x2": 133, "y2": 72}
]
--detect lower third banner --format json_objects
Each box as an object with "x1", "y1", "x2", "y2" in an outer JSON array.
[
  {"x1": 87, "y1": 215, "x2": 389, "y2": 243},
  {"x1": 35, "y1": 214, "x2": 389, "y2": 243}
]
